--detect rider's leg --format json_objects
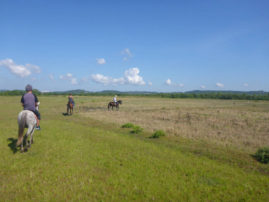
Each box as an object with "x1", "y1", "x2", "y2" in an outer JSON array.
[{"x1": 33, "y1": 110, "x2": 41, "y2": 127}]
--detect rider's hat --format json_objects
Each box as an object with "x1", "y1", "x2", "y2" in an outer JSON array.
[{"x1": 25, "y1": 84, "x2": 32, "y2": 92}]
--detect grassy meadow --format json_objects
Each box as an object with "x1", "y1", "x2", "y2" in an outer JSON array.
[{"x1": 0, "y1": 96, "x2": 269, "y2": 201}]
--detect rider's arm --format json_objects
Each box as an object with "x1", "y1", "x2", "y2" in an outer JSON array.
[
  {"x1": 34, "y1": 94, "x2": 39, "y2": 106},
  {"x1": 21, "y1": 95, "x2": 24, "y2": 107}
]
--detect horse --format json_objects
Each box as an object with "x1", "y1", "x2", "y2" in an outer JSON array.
[
  {"x1": 67, "y1": 101, "x2": 74, "y2": 115},
  {"x1": 108, "y1": 100, "x2": 122, "y2": 111},
  {"x1": 16, "y1": 110, "x2": 37, "y2": 152}
]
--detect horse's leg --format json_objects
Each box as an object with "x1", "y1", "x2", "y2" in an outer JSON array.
[
  {"x1": 17, "y1": 126, "x2": 24, "y2": 147},
  {"x1": 21, "y1": 140, "x2": 24, "y2": 152},
  {"x1": 29, "y1": 126, "x2": 35, "y2": 146},
  {"x1": 26, "y1": 125, "x2": 35, "y2": 148},
  {"x1": 67, "y1": 104, "x2": 69, "y2": 115}
]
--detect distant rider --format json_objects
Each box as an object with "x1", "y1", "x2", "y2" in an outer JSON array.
[
  {"x1": 113, "y1": 95, "x2": 117, "y2": 104},
  {"x1": 21, "y1": 84, "x2": 41, "y2": 130},
  {"x1": 68, "y1": 93, "x2": 75, "y2": 106}
]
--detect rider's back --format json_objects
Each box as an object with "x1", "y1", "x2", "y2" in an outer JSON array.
[{"x1": 21, "y1": 93, "x2": 37, "y2": 111}]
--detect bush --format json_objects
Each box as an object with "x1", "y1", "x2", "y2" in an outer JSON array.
[
  {"x1": 131, "y1": 126, "x2": 143, "y2": 134},
  {"x1": 253, "y1": 147, "x2": 269, "y2": 164},
  {"x1": 151, "y1": 130, "x2": 166, "y2": 138},
  {"x1": 121, "y1": 123, "x2": 135, "y2": 128}
]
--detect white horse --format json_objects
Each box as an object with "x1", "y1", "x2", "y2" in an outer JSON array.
[{"x1": 16, "y1": 110, "x2": 37, "y2": 152}]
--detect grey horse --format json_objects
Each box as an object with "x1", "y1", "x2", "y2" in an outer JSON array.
[{"x1": 16, "y1": 110, "x2": 37, "y2": 152}]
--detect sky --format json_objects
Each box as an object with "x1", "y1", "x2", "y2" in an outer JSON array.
[{"x1": 0, "y1": 0, "x2": 269, "y2": 92}]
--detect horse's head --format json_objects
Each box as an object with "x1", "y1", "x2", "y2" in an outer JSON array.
[{"x1": 118, "y1": 100, "x2": 122, "y2": 104}]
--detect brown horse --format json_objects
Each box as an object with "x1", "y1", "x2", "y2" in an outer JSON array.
[
  {"x1": 108, "y1": 100, "x2": 122, "y2": 111},
  {"x1": 67, "y1": 102, "x2": 74, "y2": 115}
]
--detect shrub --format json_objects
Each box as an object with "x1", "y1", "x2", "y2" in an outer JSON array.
[
  {"x1": 253, "y1": 147, "x2": 269, "y2": 164},
  {"x1": 121, "y1": 123, "x2": 135, "y2": 128},
  {"x1": 131, "y1": 126, "x2": 143, "y2": 134},
  {"x1": 151, "y1": 130, "x2": 166, "y2": 138}
]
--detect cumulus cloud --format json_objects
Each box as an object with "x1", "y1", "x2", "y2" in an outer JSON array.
[
  {"x1": 0, "y1": 58, "x2": 40, "y2": 77},
  {"x1": 96, "y1": 58, "x2": 106, "y2": 65},
  {"x1": 124, "y1": 67, "x2": 145, "y2": 85},
  {"x1": 216, "y1": 82, "x2": 224, "y2": 88},
  {"x1": 91, "y1": 67, "x2": 146, "y2": 86},
  {"x1": 122, "y1": 48, "x2": 132, "y2": 61},
  {"x1": 60, "y1": 73, "x2": 78, "y2": 85},
  {"x1": 243, "y1": 83, "x2": 248, "y2": 87},
  {"x1": 165, "y1": 79, "x2": 172, "y2": 85},
  {"x1": 148, "y1": 81, "x2": 152, "y2": 86},
  {"x1": 200, "y1": 85, "x2": 206, "y2": 89}
]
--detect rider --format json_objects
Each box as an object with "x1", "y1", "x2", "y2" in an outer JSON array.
[
  {"x1": 21, "y1": 84, "x2": 41, "y2": 130},
  {"x1": 113, "y1": 95, "x2": 117, "y2": 104},
  {"x1": 68, "y1": 93, "x2": 75, "y2": 106}
]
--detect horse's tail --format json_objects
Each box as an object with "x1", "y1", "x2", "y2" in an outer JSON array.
[{"x1": 16, "y1": 112, "x2": 27, "y2": 147}]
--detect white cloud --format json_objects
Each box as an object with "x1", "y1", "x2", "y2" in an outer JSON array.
[
  {"x1": 121, "y1": 48, "x2": 132, "y2": 61},
  {"x1": 148, "y1": 81, "x2": 152, "y2": 86},
  {"x1": 91, "y1": 67, "x2": 146, "y2": 86},
  {"x1": 200, "y1": 85, "x2": 206, "y2": 89},
  {"x1": 165, "y1": 79, "x2": 172, "y2": 85},
  {"x1": 60, "y1": 73, "x2": 78, "y2": 85},
  {"x1": 216, "y1": 82, "x2": 224, "y2": 88},
  {"x1": 243, "y1": 83, "x2": 248, "y2": 87},
  {"x1": 26, "y1": 64, "x2": 41, "y2": 73},
  {"x1": 0, "y1": 58, "x2": 40, "y2": 77},
  {"x1": 91, "y1": 74, "x2": 125, "y2": 85},
  {"x1": 96, "y1": 58, "x2": 106, "y2": 65},
  {"x1": 124, "y1": 67, "x2": 145, "y2": 85},
  {"x1": 165, "y1": 78, "x2": 184, "y2": 88}
]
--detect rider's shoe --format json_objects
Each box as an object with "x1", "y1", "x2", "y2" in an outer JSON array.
[{"x1": 36, "y1": 126, "x2": 41, "y2": 130}]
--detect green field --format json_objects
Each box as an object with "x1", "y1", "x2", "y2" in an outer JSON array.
[{"x1": 0, "y1": 96, "x2": 268, "y2": 201}]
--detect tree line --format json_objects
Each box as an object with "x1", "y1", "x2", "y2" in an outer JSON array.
[{"x1": 1, "y1": 89, "x2": 269, "y2": 100}]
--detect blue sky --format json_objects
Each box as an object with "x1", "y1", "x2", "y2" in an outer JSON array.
[{"x1": 0, "y1": 0, "x2": 268, "y2": 92}]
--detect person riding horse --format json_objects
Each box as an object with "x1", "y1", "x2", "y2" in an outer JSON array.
[
  {"x1": 21, "y1": 84, "x2": 41, "y2": 130},
  {"x1": 108, "y1": 95, "x2": 122, "y2": 110},
  {"x1": 67, "y1": 93, "x2": 75, "y2": 115}
]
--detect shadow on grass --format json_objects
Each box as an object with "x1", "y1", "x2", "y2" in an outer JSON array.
[
  {"x1": 7, "y1": 138, "x2": 18, "y2": 154},
  {"x1": 62, "y1": 112, "x2": 69, "y2": 116}
]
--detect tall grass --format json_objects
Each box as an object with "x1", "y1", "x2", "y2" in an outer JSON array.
[{"x1": 79, "y1": 97, "x2": 269, "y2": 152}]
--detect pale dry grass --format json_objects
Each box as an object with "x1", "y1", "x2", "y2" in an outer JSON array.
[{"x1": 77, "y1": 96, "x2": 269, "y2": 152}]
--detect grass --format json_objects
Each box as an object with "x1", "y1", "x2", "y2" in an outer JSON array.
[
  {"x1": 151, "y1": 130, "x2": 166, "y2": 138},
  {"x1": 79, "y1": 96, "x2": 269, "y2": 153},
  {"x1": 0, "y1": 96, "x2": 269, "y2": 201}
]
